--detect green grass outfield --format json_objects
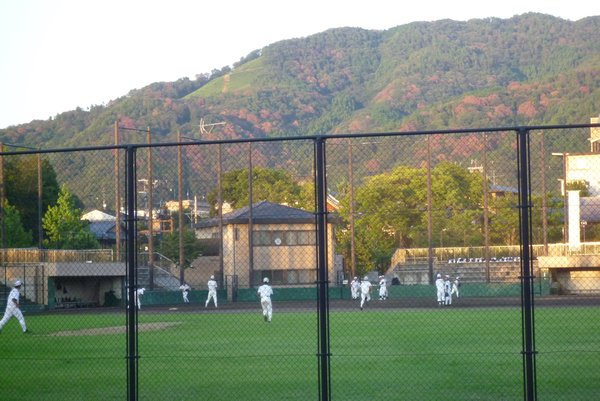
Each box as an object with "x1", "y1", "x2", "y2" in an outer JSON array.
[{"x1": 0, "y1": 304, "x2": 599, "y2": 401}]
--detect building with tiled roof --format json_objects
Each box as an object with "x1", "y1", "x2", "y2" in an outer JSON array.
[{"x1": 194, "y1": 201, "x2": 336, "y2": 292}]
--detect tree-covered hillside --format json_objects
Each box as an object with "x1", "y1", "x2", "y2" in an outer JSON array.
[
  {"x1": 2, "y1": 14, "x2": 599, "y2": 147},
  {"x1": 0, "y1": 13, "x2": 598, "y2": 212}
]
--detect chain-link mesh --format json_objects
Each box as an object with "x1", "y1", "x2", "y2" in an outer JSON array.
[{"x1": 0, "y1": 124, "x2": 599, "y2": 400}]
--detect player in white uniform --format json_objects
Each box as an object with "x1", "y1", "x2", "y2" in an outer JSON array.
[
  {"x1": 257, "y1": 277, "x2": 273, "y2": 322},
  {"x1": 126, "y1": 287, "x2": 145, "y2": 309},
  {"x1": 350, "y1": 277, "x2": 360, "y2": 300},
  {"x1": 443, "y1": 275, "x2": 452, "y2": 305},
  {"x1": 360, "y1": 276, "x2": 372, "y2": 310},
  {"x1": 205, "y1": 275, "x2": 218, "y2": 308},
  {"x1": 452, "y1": 276, "x2": 460, "y2": 299},
  {"x1": 0, "y1": 280, "x2": 28, "y2": 333},
  {"x1": 180, "y1": 283, "x2": 190, "y2": 303},
  {"x1": 135, "y1": 288, "x2": 145, "y2": 309},
  {"x1": 435, "y1": 273, "x2": 445, "y2": 306},
  {"x1": 378, "y1": 275, "x2": 388, "y2": 300}
]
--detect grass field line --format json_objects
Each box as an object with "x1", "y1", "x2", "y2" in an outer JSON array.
[{"x1": 48, "y1": 321, "x2": 182, "y2": 336}]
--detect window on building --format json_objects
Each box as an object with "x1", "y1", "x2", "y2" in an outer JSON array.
[
  {"x1": 252, "y1": 269, "x2": 316, "y2": 285},
  {"x1": 252, "y1": 230, "x2": 316, "y2": 246}
]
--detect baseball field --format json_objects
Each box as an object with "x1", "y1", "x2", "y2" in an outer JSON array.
[{"x1": 0, "y1": 301, "x2": 598, "y2": 401}]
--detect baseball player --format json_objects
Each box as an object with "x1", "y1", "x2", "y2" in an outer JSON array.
[
  {"x1": 135, "y1": 288, "x2": 145, "y2": 309},
  {"x1": 180, "y1": 283, "x2": 190, "y2": 303},
  {"x1": 444, "y1": 275, "x2": 452, "y2": 305},
  {"x1": 452, "y1": 276, "x2": 461, "y2": 299},
  {"x1": 378, "y1": 275, "x2": 388, "y2": 300},
  {"x1": 435, "y1": 273, "x2": 445, "y2": 306},
  {"x1": 257, "y1": 277, "x2": 273, "y2": 322},
  {"x1": 126, "y1": 287, "x2": 145, "y2": 309},
  {"x1": 0, "y1": 280, "x2": 28, "y2": 333},
  {"x1": 350, "y1": 277, "x2": 360, "y2": 300},
  {"x1": 205, "y1": 275, "x2": 218, "y2": 308},
  {"x1": 359, "y1": 276, "x2": 372, "y2": 310}
]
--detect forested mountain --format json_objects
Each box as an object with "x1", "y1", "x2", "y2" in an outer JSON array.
[{"x1": 2, "y1": 13, "x2": 599, "y2": 149}]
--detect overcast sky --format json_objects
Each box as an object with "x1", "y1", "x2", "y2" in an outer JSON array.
[{"x1": 0, "y1": 0, "x2": 597, "y2": 129}]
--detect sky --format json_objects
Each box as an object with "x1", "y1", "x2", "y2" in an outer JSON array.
[{"x1": 0, "y1": 0, "x2": 597, "y2": 129}]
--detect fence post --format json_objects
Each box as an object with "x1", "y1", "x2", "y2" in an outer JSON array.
[
  {"x1": 125, "y1": 145, "x2": 139, "y2": 401},
  {"x1": 315, "y1": 137, "x2": 331, "y2": 401},
  {"x1": 517, "y1": 128, "x2": 537, "y2": 401}
]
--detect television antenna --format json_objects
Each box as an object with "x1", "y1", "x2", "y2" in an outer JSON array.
[{"x1": 199, "y1": 118, "x2": 226, "y2": 135}]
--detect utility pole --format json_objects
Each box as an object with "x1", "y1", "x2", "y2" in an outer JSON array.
[
  {"x1": 427, "y1": 135, "x2": 434, "y2": 284},
  {"x1": 540, "y1": 132, "x2": 548, "y2": 255},
  {"x1": 347, "y1": 139, "x2": 356, "y2": 279},
  {"x1": 147, "y1": 128, "x2": 154, "y2": 289},
  {"x1": 248, "y1": 142, "x2": 254, "y2": 285},
  {"x1": 177, "y1": 130, "x2": 185, "y2": 284},
  {"x1": 198, "y1": 118, "x2": 227, "y2": 283},
  {"x1": 483, "y1": 133, "x2": 491, "y2": 283},
  {"x1": 114, "y1": 121, "x2": 121, "y2": 262}
]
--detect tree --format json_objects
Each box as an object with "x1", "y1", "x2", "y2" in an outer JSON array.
[
  {"x1": 3, "y1": 155, "x2": 60, "y2": 244},
  {"x1": 336, "y1": 165, "x2": 426, "y2": 275},
  {"x1": 42, "y1": 185, "x2": 99, "y2": 249},
  {"x1": 2, "y1": 200, "x2": 33, "y2": 247},
  {"x1": 429, "y1": 162, "x2": 485, "y2": 248},
  {"x1": 207, "y1": 167, "x2": 303, "y2": 213},
  {"x1": 335, "y1": 162, "x2": 486, "y2": 276},
  {"x1": 158, "y1": 228, "x2": 205, "y2": 267},
  {"x1": 488, "y1": 193, "x2": 520, "y2": 246}
]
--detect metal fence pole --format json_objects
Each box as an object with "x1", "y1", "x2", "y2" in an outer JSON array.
[
  {"x1": 315, "y1": 137, "x2": 331, "y2": 401},
  {"x1": 125, "y1": 145, "x2": 139, "y2": 401},
  {"x1": 517, "y1": 128, "x2": 537, "y2": 401}
]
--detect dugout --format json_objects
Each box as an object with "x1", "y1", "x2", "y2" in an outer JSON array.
[{"x1": 46, "y1": 262, "x2": 126, "y2": 309}]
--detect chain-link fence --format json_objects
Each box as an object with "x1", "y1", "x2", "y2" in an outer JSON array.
[{"x1": 0, "y1": 123, "x2": 599, "y2": 401}]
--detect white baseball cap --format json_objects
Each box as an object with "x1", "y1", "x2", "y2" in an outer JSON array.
[
  {"x1": 263, "y1": 277, "x2": 269, "y2": 283},
  {"x1": 14, "y1": 280, "x2": 22, "y2": 287}
]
